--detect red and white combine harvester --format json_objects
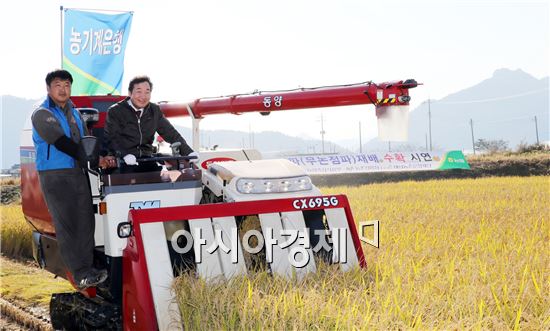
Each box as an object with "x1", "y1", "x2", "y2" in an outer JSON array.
[{"x1": 20, "y1": 79, "x2": 418, "y2": 330}]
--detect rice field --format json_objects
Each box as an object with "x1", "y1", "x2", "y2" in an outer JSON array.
[
  {"x1": 174, "y1": 176, "x2": 550, "y2": 330},
  {"x1": 0, "y1": 205, "x2": 33, "y2": 259},
  {"x1": 0, "y1": 176, "x2": 548, "y2": 329}
]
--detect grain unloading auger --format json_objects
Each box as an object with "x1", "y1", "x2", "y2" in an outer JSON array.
[
  {"x1": 159, "y1": 79, "x2": 419, "y2": 150},
  {"x1": 20, "y1": 79, "x2": 418, "y2": 330}
]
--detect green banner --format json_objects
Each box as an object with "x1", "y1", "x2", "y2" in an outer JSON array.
[{"x1": 438, "y1": 150, "x2": 470, "y2": 170}]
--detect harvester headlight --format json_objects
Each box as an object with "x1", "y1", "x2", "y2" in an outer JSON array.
[
  {"x1": 264, "y1": 181, "x2": 274, "y2": 192},
  {"x1": 280, "y1": 180, "x2": 291, "y2": 192},
  {"x1": 239, "y1": 181, "x2": 255, "y2": 193},
  {"x1": 297, "y1": 178, "x2": 309, "y2": 190},
  {"x1": 236, "y1": 176, "x2": 312, "y2": 194}
]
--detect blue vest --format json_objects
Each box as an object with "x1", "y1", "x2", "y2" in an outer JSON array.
[{"x1": 32, "y1": 98, "x2": 85, "y2": 171}]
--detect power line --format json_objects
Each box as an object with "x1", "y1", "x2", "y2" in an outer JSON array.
[
  {"x1": 470, "y1": 119, "x2": 476, "y2": 155},
  {"x1": 534, "y1": 116, "x2": 540, "y2": 144}
]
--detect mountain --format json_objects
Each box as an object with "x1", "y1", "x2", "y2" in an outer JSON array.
[
  {"x1": 364, "y1": 69, "x2": 549, "y2": 152},
  {"x1": 172, "y1": 127, "x2": 351, "y2": 157},
  {"x1": 1, "y1": 95, "x2": 40, "y2": 168},
  {"x1": 2, "y1": 68, "x2": 548, "y2": 167},
  {"x1": 0, "y1": 95, "x2": 349, "y2": 168}
]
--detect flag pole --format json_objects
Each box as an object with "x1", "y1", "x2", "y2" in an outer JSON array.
[{"x1": 60, "y1": 5, "x2": 64, "y2": 68}]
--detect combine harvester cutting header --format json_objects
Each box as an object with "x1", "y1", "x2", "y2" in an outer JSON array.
[{"x1": 20, "y1": 79, "x2": 418, "y2": 330}]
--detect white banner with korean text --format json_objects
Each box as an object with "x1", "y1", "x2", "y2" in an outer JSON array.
[{"x1": 286, "y1": 150, "x2": 470, "y2": 174}]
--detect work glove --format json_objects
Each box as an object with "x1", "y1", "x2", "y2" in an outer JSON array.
[
  {"x1": 188, "y1": 151, "x2": 199, "y2": 160},
  {"x1": 123, "y1": 154, "x2": 138, "y2": 165}
]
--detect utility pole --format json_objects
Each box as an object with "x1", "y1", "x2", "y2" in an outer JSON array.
[
  {"x1": 388, "y1": 141, "x2": 391, "y2": 152},
  {"x1": 425, "y1": 133, "x2": 428, "y2": 150},
  {"x1": 320, "y1": 113, "x2": 326, "y2": 154},
  {"x1": 534, "y1": 116, "x2": 540, "y2": 145},
  {"x1": 249, "y1": 123, "x2": 254, "y2": 149},
  {"x1": 359, "y1": 121, "x2": 362, "y2": 153},
  {"x1": 428, "y1": 98, "x2": 433, "y2": 151},
  {"x1": 469, "y1": 118, "x2": 475, "y2": 155}
]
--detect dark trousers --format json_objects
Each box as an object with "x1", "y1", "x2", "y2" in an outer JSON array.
[{"x1": 38, "y1": 168, "x2": 95, "y2": 282}]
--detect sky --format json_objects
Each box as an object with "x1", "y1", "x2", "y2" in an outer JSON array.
[{"x1": 1, "y1": 0, "x2": 549, "y2": 146}]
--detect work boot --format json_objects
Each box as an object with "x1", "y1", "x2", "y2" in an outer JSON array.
[{"x1": 77, "y1": 269, "x2": 108, "y2": 290}]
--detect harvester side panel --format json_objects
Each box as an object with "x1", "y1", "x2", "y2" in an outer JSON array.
[
  {"x1": 140, "y1": 222, "x2": 183, "y2": 330},
  {"x1": 280, "y1": 211, "x2": 317, "y2": 277},
  {"x1": 258, "y1": 213, "x2": 294, "y2": 278},
  {"x1": 122, "y1": 236, "x2": 159, "y2": 331},
  {"x1": 211, "y1": 216, "x2": 247, "y2": 279},
  {"x1": 188, "y1": 218, "x2": 225, "y2": 281},
  {"x1": 325, "y1": 208, "x2": 360, "y2": 271}
]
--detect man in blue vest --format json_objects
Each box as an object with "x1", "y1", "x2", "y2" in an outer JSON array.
[{"x1": 32, "y1": 69, "x2": 113, "y2": 289}]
